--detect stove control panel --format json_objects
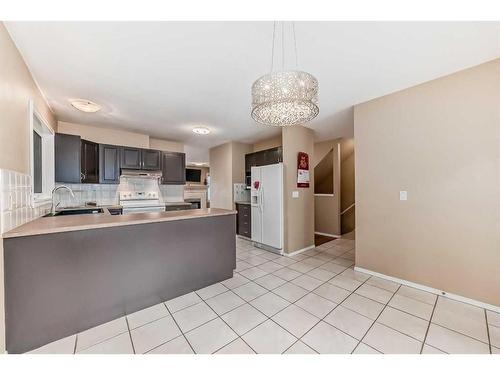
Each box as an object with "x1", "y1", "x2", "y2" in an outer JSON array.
[{"x1": 119, "y1": 191, "x2": 159, "y2": 201}]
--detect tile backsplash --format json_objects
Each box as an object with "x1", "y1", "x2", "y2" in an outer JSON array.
[
  {"x1": 0, "y1": 170, "x2": 185, "y2": 235},
  {"x1": 54, "y1": 177, "x2": 185, "y2": 207},
  {"x1": 0, "y1": 169, "x2": 51, "y2": 234}
]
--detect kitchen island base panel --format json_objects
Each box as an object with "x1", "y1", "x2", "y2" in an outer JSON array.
[{"x1": 4, "y1": 214, "x2": 236, "y2": 354}]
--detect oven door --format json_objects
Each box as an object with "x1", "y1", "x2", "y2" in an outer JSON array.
[{"x1": 122, "y1": 206, "x2": 165, "y2": 214}]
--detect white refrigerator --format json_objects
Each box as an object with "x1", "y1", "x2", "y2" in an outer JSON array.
[{"x1": 251, "y1": 163, "x2": 283, "y2": 252}]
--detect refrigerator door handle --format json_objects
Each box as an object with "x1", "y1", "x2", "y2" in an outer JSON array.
[{"x1": 260, "y1": 185, "x2": 264, "y2": 213}]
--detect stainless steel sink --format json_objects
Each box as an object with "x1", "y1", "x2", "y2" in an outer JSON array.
[{"x1": 43, "y1": 208, "x2": 104, "y2": 217}]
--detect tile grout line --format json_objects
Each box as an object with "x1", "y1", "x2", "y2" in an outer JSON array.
[
  {"x1": 221, "y1": 266, "x2": 330, "y2": 353},
  {"x1": 192, "y1": 290, "x2": 257, "y2": 354},
  {"x1": 237, "y1": 238, "x2": 356, "y2": 353},
  {"x1": 235, "y1": 240, "x2": 362, "y2": 353},
  {"x1": 485, "y1": 309, "x2": 492, "y2": 354},
  {"x1": 78, "y1": 299, "x2": 206, "y2": 354},
  {"x1": 419, "y1": 295, "x2": 439, "y2": 354},
  {"x1": 280, "y1": 267, "x2": 374, "y2": 354},
  {"x1": 73, "y1": 323, "x2": 131, "y2": 354},
  {"x1": 162, "y1": 302, "x2": 197, "y2": 354},
  {"x1": 125, "y1": 316, "x2": 136, "y2": 354},
  {"x1": 349, "y1": 289, "x2": 490, "y2": 349},
  {"x1": 350, "y1": 284, "x2": 403, "y2": 354}
]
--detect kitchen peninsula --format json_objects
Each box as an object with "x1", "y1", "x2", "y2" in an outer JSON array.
[{"x1": 3, "y1": 208, "x2": 236, "y2": 353}]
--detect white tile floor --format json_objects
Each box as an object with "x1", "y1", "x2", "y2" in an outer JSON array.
[{"x1": 27, "y1": 237, "x2": 499, "y2": 354}]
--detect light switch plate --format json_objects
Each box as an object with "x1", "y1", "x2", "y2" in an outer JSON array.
[
  {"x1": 399, "y1": 191, "x2": 408, "y2": 201},
  {"x1": 292, "y1": 191, "x2": 299, "y2": 198}
]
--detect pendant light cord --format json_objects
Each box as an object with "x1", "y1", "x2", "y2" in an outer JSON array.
[
  {"x1": 292, "y1": 21, "x2": 298, "y2": 68},
  {"x1": 270, "y1": 21, "x2": 276, "y2": 72},
  {"x1": 270, "y1": 21, "x2": 298, "y2": 72},
  {"x1": 281, "y1": 22, "x2": 285, "y2": 71}
]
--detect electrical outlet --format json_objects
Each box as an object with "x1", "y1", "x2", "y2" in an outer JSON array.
[
  {"x1": 399, "y1": 191, "x2": 408, "y2": 201},
  {"x1": 292, "y1": 191, "x2": 299, "y2": 198}
]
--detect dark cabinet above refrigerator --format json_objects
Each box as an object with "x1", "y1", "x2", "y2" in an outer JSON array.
[
  {"x1": 245, "y1": 146, "x2": 282, "y2": 172},
  {"x1": 244, "y1": 146, "x2": 282, "y2": 187}
]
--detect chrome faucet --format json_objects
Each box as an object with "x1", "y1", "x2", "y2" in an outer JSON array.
[{"x1": 51, "y1": 185, "x2": 75, "y2": 215}]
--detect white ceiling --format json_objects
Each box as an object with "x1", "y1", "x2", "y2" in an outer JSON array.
[{"x1": 6, "y1": 21, "x2": 500, "y2": 163}]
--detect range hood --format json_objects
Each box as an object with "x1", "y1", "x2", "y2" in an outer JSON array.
[{"x1": 120, "y1": 169, "x2": 163, "y2": 179}]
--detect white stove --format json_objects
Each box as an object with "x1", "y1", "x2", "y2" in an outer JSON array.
[{"x1": 119, "y1": 191, "x2": 165, "y2": 214}]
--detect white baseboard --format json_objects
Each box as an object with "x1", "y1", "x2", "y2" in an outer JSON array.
[
  {"x1": 354, "y1": 266, "x2": 500, "y2": 314},
  {"x1": 285, "y1": 244, "x2": 315, "y2": 257},
  {"x1": 314, "y1": 231, "x2": 341, "y2": 238}
]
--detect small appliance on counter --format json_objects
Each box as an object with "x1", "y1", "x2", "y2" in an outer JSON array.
[
  {"x1": 233, "y1": 183, "x2": 250, "y2": 204},
  {"x1": 119, "y1": 191, "x2": 165, "y2": 214},
  {"x1": 251, "y1": 163, "x2": 283, "y2": 253}
]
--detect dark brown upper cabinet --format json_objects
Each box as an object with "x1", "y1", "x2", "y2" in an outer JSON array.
[
  {"x1": 161, "y1": 152, "x2": 186, "y2": 185},
  {"x1": 81, "y1": 140, "x2": 99, "y2": 183},
  {"x1": 99, "y1": 144, "x2": 120, "y2": 184},
  {"x1": 245, "y1": 146, "x2": 282, "y2": 172},
  {"x1": 55, "y1": 133, "x2": 81, "y2": 183},
  {"x1": 141, "y1": 149, "x2": 161, "y2": 170},
  {"x1": 264, "y1": 147, "x2": 282, "y2": 165},
  {"x1": 121, "y1": 147, "x2": 142, "y2": 169}
]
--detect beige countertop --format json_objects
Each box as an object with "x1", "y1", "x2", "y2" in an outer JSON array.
[{"x1": 2, "y1": 208, "x2": 236, "y2": 239}]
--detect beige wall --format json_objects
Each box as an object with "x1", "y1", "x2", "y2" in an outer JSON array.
[
  {"x1": 58, "y1": 121, "x2": 149, "y2": 148},
  {"x1": 355, "y1": 59, "x2": 500, "y2": 306},
  {"x1": 0, "y1": 23, "x2": 58, "y2": 353},
  {"x1": 209, "y1": 143, "x2": 233, "y2": 210},
  {"x1": 253, "y1": 135, "x2": 282, "y2": 152},
  {"x1": 0, "y1": 23, "x2": 56, "y2": 174},
  {"x1": 232, "y1": 142, "x2": 253, "y2": 187},
  {"x1": 209, "y1": 142, "x2": 252, "y2": 210},
  {"x1": 340, "y1": 138, "x2": 355, "y2": 234},
  {"x1": 58, "y1": 122, "x2": 184, "y2": 152},
  {"x1": 149, "y1": 137, "x2": 184, "y2": 153},
  {"x1": 282, "y1": 126, "x2": 315, "y2": 254},
  {"x1": 313, "y1": 139, "x2": 341, "y2": 236}
]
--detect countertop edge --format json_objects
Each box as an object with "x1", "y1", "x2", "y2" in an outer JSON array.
[{"x1": 2, "y1": 209, "x2": 237, "y2": 239}]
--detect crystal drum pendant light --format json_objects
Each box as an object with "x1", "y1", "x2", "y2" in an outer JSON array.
[{"x1": 251, "y1": 22, "x2": 319, "y2": 127}]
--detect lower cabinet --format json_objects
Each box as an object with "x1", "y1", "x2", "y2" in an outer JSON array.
[{"x1": 236, "y1": 203, "x2": 251, "y2": 238}]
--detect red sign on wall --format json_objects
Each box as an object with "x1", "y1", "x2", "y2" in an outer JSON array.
[{"x1": 297, "y1": 152, "x2": 310, "y2": 188}]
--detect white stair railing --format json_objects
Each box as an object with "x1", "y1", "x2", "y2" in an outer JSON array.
[{"x1": 341, "y1": 202, "x2": 355, "y2": 215}]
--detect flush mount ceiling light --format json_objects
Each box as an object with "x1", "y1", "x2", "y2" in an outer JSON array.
[
  {"x1": 251, "y1": 22, "x2": 319, "y2": 127},
  {"x1": 69, "y1": 99, "x2": 101, "y2": 113},
  {"x1": 192, "y1": 127, "x2": 211, "y2": 135}
]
